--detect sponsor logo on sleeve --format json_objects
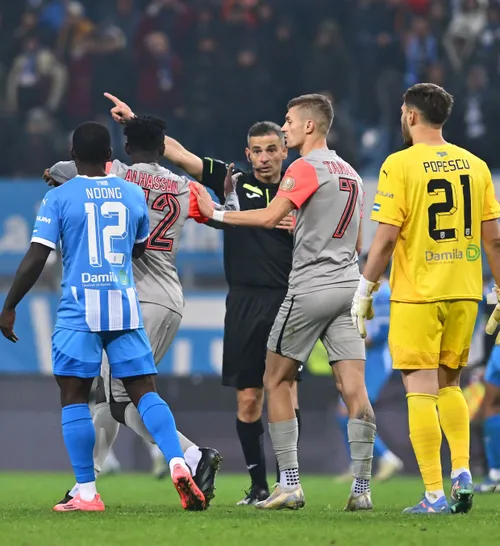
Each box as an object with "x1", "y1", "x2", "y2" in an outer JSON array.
[
  {"x1": 376, "y1": 190, "x2": 394, "y2": 199},
  {"x1": 280, "y1": 177, "x2": 296, "y2": 191}
]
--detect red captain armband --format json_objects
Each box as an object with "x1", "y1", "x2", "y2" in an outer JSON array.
[
  {"x1": 105, "y1": 161, "x2": 113, "y2": 174},
  {"x1": 188, "y1": 182, "x2": 210, "y2": 224}
]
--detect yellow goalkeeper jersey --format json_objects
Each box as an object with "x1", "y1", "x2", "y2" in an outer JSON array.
[{"x1": 371, "y1": 143, "x2": 500, "y2": 303}]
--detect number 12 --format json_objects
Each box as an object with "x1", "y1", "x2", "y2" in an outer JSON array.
[
  {"x1": 427, "y1": 175, "x2": 472, "y2": 242},
  {"x1": 85, "y1": 201, "x2": 129, "y2": 267}
]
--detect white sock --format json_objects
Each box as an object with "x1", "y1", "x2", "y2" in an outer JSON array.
[
  {"x1": 184, "y1": 446, "x2": 202, "y2": 475},
  {"x1": 168, "y1": 457, "x2": 189, "y2": 477},
  {"x1": 450, "y1": 467, "x2": 471, "y2": 479},
  {"x1": 489, "y1": 468, "x2": 500, "y2": 481},
  {"x1": 279, "y1": 468, "x2": 300, "y2": 489},
  {"x1": 93, "y1": 403, "x2": 120, "y2": 474},
  {"x1": 177, "y1": 431, "x2": 196, "y2": 452},
  {"x1": 425, "y1": 489, "x2": 445, "y2": 503},
  {"x1": 78, "y1": 481, "x2": 97, "y2": 502},
  {"x1": 69, "y1": 483, "x2": 79, "y2": 497},
  {"x1": 352, "y1": 478, "x2": 370, "y2": 494},
  {"x1": 103, "y1": 449, "x2": 120, "y2": 469},
  {"x1": 381, "y1": 451, "x2": 401, "y2": 464},
  {"x1": 146, "y1": 441, "x2": 163, "y2": 461}
]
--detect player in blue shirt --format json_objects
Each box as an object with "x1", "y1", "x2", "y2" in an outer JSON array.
[
  {"x1": 0, "y1": 122, "x2": 205, "y2": 512},
  {"x1": 337, "y1": 267, "x2": 403, "y2": 481},
  {"x1": 475, "y1": 280, "x2": 500, "y2": 493}
]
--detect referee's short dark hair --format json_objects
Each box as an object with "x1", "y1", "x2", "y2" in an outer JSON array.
[
  {"x1": 247, "y1": 121, "x2": 285, "y2": 144},
  {"x1": 72, "y1": 122, "x2": 112, "y2": 163}
]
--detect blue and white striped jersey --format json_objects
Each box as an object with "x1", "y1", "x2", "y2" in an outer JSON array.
[{"x1": 31, "y1": 174, "x2": 149, "y2": 332}]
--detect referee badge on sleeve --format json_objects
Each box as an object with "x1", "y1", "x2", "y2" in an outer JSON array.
[{"x1": 280, "y1": 177, "x2": 296, "y2": 191}]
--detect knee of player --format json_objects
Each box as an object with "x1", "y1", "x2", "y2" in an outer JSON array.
[
  {"x1": 122, "y1": 374, "x2": 156, "y2": 406},
  {"x1": 237, "y1": 389, "x2": 264, "y2": 420},
  {"x1": 263, "y1": 368, "x2": 285, "y2": 393},
  {"x1": 337, "y1": 378, "x2": 363, "y2": 404}
]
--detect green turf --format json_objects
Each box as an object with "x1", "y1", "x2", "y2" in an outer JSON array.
[{"x1": 1, "y1": 473, "x2": 500, "y2": 546}]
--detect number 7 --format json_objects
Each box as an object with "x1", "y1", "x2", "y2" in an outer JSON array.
[{"x1": 333, "y1": 178, "x2": 359, "y2": 238}]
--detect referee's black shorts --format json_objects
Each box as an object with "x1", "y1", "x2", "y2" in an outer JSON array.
[{"x1": 222, "y1": 288, "x2": 303, "y2": 390}]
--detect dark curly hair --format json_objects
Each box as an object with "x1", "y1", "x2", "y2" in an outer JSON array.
[{"x1": 123, "y1": 115, "x2": 167, "y2": 153}]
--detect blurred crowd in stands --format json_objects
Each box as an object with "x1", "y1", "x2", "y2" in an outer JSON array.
[{"x1": 1, "y1": 0, "x2": 500, "y2": 177}]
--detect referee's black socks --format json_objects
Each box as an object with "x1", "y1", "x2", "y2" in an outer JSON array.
[
  {"x1": 275, "y1": 408, "x2": 301, "y2": 484},
  {"x1": 236, "y1": 417, "x2": 268, "y2": 490}
]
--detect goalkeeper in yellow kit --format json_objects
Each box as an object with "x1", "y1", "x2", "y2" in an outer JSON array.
[{"x1": 351, "y1": 83, "x2": 500, "y2": 514}]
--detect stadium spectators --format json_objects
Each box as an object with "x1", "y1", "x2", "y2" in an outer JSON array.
[{"x1": 2, "y1": 0, "x2": 500, "y2": 174}]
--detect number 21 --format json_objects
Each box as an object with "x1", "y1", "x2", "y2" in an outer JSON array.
[{"x1": 427, "y1": 175, "x2": 472, "y2": 242}]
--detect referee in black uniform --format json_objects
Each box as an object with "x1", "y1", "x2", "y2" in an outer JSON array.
[{"x1": 163, "y1": 122, "x2": 301, "y2": 505}]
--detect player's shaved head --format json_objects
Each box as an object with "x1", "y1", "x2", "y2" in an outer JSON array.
[
  {"x1": 287, "y1": 94, "x2": 334, "y2": 135},
  {"x1": 403, "y1": 83, "x2": 453, "y2": 126},
  {"x1": 123, "y1": 115, "x2": 167, "y2": 155},
  {"x1": 72, "y1": 122, "x2": 112, "y2": 163}
]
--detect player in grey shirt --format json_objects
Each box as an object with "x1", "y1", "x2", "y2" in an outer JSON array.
[
  {"x1": 195, "y1": 94, "x2": 375, "y2": 511},
  {"x1": 45, "y1": 115, "x2": 239, "y2": 509}
]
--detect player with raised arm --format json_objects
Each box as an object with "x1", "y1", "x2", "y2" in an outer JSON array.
[
  {"x1": 352, "y1": 83, "x2": 500, "y2": 514},
  {"x1": 194, "y1": 94, "x2": 374, "y2": 511},
  {"x1": 0, "y1": 122, "x2": 205, "y2": 512},
  {"x1": 44, "y1": 115, "x2": 239, "y2": 508},
  {"x1": 104, "y1": 92, "x2": 304, "y2": 506}
]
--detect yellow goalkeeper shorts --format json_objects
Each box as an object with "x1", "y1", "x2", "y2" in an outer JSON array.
[{"x1": 389, "y1": 300, "x2": 478, "y2": 370}]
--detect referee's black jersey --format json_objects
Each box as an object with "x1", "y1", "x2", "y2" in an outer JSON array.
[{"x1": 202, "y1": 157, "x2": 293, "y2": 290}]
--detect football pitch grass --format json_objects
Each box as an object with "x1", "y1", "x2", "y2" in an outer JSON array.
[{"x1": 1, "y1": 473, "x2": 500, "y2": 546}]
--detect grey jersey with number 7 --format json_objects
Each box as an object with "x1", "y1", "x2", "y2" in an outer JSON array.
[
  {"x1": 276, "y1": 149, "x2": 363, "y2": 294},
  {"x1": 50, "y1": 160, "x2": 239, "y2": 315}
]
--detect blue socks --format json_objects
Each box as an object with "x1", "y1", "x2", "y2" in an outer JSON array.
[
  {"x1": 62, "y1": 404, "x2": 95, "y2": 484},
  {"x1": 484, "y1": 415, "x2": 500, "y2": 471},
  {"x1": 338, "y1": 412, "x2": 389, "y2": 459},
  {"x1": 138, "y1": 392, "x2": 183, "y2": 462}
]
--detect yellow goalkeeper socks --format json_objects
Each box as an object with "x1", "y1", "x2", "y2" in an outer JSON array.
[
  {"x1": 407, "y1": 393, "x2": 443, "y2": 493},
  {"x1": 438, "y1": 386, "x2": 470, "y2": 473}
]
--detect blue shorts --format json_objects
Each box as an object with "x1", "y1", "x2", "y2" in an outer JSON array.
[
  {"x1": 52, "y1": 327, "x2": 156, "y2": 379},
  {"x1": 485, "y1": 346, "x2": 500, "y2": 388}
]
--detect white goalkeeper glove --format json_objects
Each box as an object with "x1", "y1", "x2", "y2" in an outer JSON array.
[
  {"x1": 486, "y1": 286, "x2": 500, "y2": 344},
  {"x1": 351, "y1": 276, "x2": 380, "y2": 339}
]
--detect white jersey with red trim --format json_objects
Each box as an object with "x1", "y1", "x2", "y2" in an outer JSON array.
[
  {"x1": 49, "y1": 160, "x2": 209, "y2": 315},
  {"x1": 277, "y1": 149, "x2": 363, "y2": 294},
  {"x1": 111, "y1": 160, "x2": 210, "y2": 314}
]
